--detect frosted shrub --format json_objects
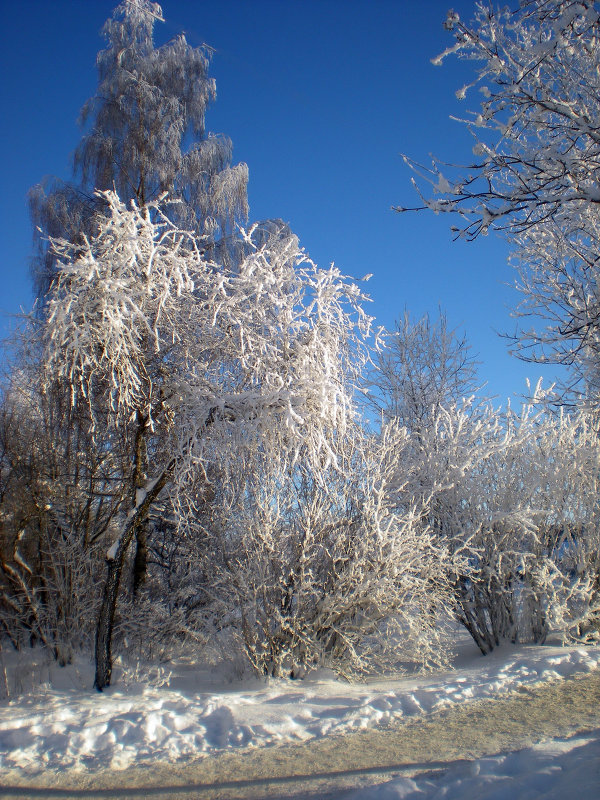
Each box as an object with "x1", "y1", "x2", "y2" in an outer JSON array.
[
  {"x1": 201, "y1": 422, "x2": 454, "y2": 679},
  {"x1": 396, "y1": 397, "x2": 600, "y2": 653}
]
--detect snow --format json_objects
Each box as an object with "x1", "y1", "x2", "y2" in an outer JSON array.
[
  {"x1": 106, "y1": 538, "x2": 120, "y2": 561},
  {"x1": 342, "y1": 732, "x2": 600, "y2": 799},
  {"x1": 1, "y1": 638, "x2": 599, "y2": 795}
]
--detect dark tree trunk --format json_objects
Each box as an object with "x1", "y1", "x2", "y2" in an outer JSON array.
[
  {"x1": 132, "y1": 525, "x2": 147, "y2": 598},
  {"x1": 94, "y1": 459, "x2": 174, "y2": 691},
  {"x1": 94, "y1": 408, "x2": 219, "y2": 690},
  {"x1": 94, "y1": 552, "x2": 123, "y2": 691},
  {"x1": 131, "y1": 412, "x2": 149, "y2": 599}
]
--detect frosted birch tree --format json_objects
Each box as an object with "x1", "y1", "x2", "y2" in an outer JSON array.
[
  {"x1": 38, "y1": 190, "x2": 376, "y2": 689},
  {"x1": 398, "y1": 0, "x2": 600, "y2": 404},
  {"x1": 27, "y1": 0, "x2": 256, "y2": 604},
  {"x1": 30, "y1": 0, "x2": 248, "y2": 299}
]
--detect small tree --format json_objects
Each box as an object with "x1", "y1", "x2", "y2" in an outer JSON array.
[
  {"x1": 38, "y1": 190, "x2": 375, "y2": 689},
  {"x1": 398, "y1": 0, "x2": 600, "y2": 404},
  {"x1": 366, "y1": 309, "x2": 480, "y2": 432}
]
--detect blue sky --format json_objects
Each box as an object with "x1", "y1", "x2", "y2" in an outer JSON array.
[{"x1": 0, "y1": 0, "x2": 561, "y2": 401}]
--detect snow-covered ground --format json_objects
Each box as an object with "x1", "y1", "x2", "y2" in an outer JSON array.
[
  {"x1": 1, "y1": 637, "x2": 599, "y2": 798},
  {"x1": 344, "y1": 730, "x2": 600, "y2": 800}
]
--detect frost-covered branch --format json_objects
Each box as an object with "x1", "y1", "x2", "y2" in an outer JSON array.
[{"x1": 398, "y1": 1, "x2": 600, "y2": 402}]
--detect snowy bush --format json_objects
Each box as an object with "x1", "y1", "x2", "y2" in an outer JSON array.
[
  {"x1": 193, "y1": 422, "x2": 454, "y2": 679},
  {"x1": 391, "y1": 396, "x2": 600, "y2": 654},
  {"x1": 370, "y1": 312, "x2": 600, "y2": 653},
  {"x1": 468, "y1": 402, "x2": 600, "y2": 647}
]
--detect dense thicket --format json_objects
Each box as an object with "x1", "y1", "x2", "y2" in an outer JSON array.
[{"x1": 369, "y1": 313, "x2": 600, "y2": 653}]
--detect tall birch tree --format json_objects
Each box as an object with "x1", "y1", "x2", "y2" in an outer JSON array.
[
  {"x1": 29, "y1": 0, "x2": 248, "y2": 300},
  {"x1": 26, "y1": 0, "x2": 254, "y2": 606}
]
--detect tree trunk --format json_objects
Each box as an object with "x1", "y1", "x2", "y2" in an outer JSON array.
[
  {"x1": 132, "y1": 526, "x2": 147, "y2": 598},
  {"x1": 94, "y1": 458, "x2": 175, "y2": 691},
  {"x1": 94, "y1": 553, "x2": 123, "y2": 691},
  {"x1": 132, "y1": 412, "x2": 149, "y2": 599}
]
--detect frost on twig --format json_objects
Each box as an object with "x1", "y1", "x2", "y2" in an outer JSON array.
[{"x1": 399, "y1": 0, "x2": 600, "y2": 403}]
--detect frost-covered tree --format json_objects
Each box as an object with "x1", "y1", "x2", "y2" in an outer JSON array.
[
  {"x1": 29, "y1": 0, "x2": 248, "y2": 299},
  {"x1": 398, "y1": 0, "x2": 600, "y2": 404},
  {"x1": 38, "y1": 190, "x2": 375, "y2": 689},
  {"x1": 27, "y1": 0, "x2": 258, "y2": 606},
  {"x1": 366, "y1": 310, "x2": 480, "y2": 432}
]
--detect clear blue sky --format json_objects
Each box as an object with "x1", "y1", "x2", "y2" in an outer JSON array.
[{"x1": 0, "y1": 0, "x2": 560, "y2": 402}]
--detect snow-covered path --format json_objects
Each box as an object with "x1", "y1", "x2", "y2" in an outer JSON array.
[{"x1": 1, "y1": 641, "x2": 599, "y2": 798}]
